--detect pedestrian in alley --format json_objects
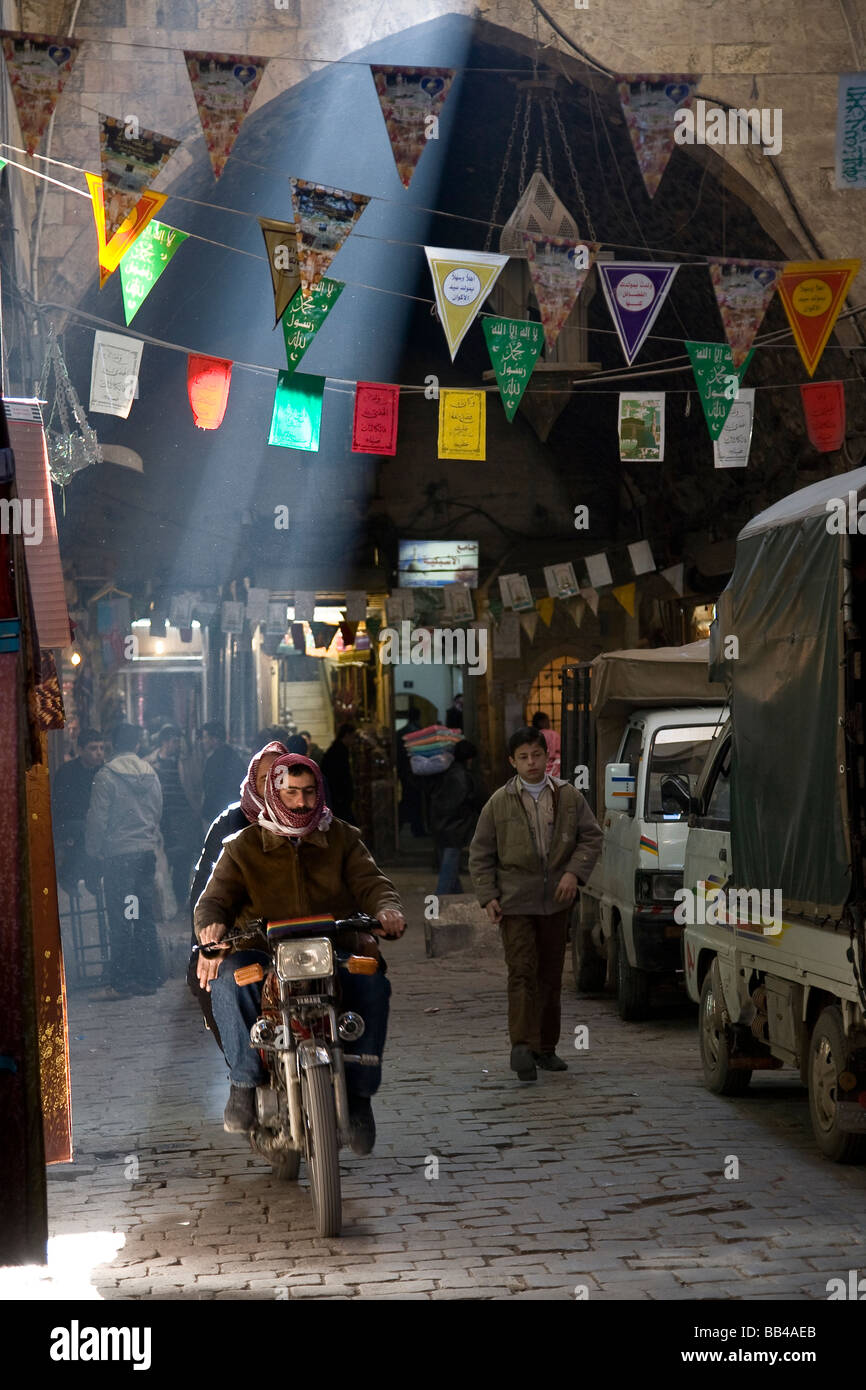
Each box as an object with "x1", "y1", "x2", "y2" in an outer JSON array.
[
  {"x1": 469, "y1": 725, "x2": 603, "y2": 1081},
  {"x1": 200, "y1": 720, "x2": 247, "y2": 828},
  {"x1": 51, "y1": 727, "x2": 105, "y2": 893},
  {"x1": 321, "y1": 722, "x2": 357, "y2": 823},
  {"x1": 532, "y1": 710, "x2": 562, "y2": 779},
  {"x1": 429, "y1": 739, "x2": 481, "y2": 894},
  {"x1": 300, "y1": 729, "x2": 325, "y2": 764},
  {"x1": 149, "y1": 724, "x2": 197, "y2": 906},
  {"x1": 84, "y1": 722, "x2": 164, "y2": 998}
]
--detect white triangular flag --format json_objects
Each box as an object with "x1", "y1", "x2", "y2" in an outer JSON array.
[
  {"x1": 579, "y1": 586, "x2": 599, "y2": 616},
  {"x1": 519, "y1": 609, "x2": 539, "y2": 643},
  {"x1": 567, "y1": 597, "x2": 586, "y2": 629},
  {"x1": 661, "y1": 563, "x2": 684, "y2": 596}
]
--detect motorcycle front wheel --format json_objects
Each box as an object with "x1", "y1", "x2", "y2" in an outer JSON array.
[
  {"x1": 271, "y1": 1150, "x2": 301, "y2": 1181},
  {"x1": 301, "y1": 1063, "x2": 342, "y2": 1236}
]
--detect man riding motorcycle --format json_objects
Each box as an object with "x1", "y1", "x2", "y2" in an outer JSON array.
[{"x1": 193, "y1": 751, "x2": 405, "y2": 1154}]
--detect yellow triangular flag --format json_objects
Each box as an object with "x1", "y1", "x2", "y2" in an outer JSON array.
[
  {"x1": 612, "y1": 582, "x2": 636, "y2": 617},
  {"x1": 536, "y1": 596, "x2": 555, "y2": 626},
  {"x1": 86, "y1": 172, "x2": 167, "y2": 287},
  {"x1": 425, "y1": 246, "x2": 508, "y2": 361}
]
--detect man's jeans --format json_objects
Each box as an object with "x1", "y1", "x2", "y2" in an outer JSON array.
[
  {"x1": 210, "y1": 949, "x2": 392, "y2": 1099},
  {"x1": 102, "y1": 852, "x2": 161, "y2": 992},
  {"x1": 436, "y1": 847, "x2": 463, "y2": 895}
]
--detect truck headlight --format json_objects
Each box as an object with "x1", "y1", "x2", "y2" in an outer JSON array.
[
  {"x1": 635, "y1": 871, "x2": 683, "y2": 904},
  {"x1": 276, "y1": 937, "x2": 333, "y2": 980}
]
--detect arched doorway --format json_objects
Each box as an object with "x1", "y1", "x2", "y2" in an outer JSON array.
[{"x1": 525, "y1": 654, "x2": 576, "y2": 731}]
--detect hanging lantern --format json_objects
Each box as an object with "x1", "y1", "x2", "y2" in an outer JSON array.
[
  {"x1": 187, "y1": 354, "x2": 232, "y2": 430},
  {"x1": 38, "y1": 325, "x2": 102, "y2": 501}
]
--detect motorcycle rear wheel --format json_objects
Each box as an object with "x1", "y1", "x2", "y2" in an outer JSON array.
[{"x1": 301, "y1": 1063, "x2": 342, "y2": 1236}]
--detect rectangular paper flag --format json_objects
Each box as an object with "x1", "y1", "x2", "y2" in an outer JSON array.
[
  {"x1": 585, "y1": 553, "x2": 612, "y2": 589},
  {"x1": 499, "y1": 574, "x2": 534, "y2": 611},
  {"x1": 628, "y1": 540, "x2": 656, "y2": 575},
  {"x1": 90, "y1": 330, "x2": 143, "y2": 418},
  {"x1": 618, "y1": 392, "x2": 665, "y2": 460},
  {"x1": 292, "y1": 591, "x2": 315, "y2": 622},
  {"x1": 438, "y1": 389, "x2": 485, "y2": 460},
  {"x1": 713, "y1": 388, "x2": 755, "y2": 468},
  {"x1": 352, "y1": 382, "x2": 399, "y2": 455},
  {"x1": 268, "y1": 372, "x2": 324, "y2": 451},
  {"x1": 544, "y1": 563, "x2": 579, "y2": 599}
]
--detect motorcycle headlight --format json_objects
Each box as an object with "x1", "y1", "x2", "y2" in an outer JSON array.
[{"x1": 276, "y1": 937, "x2": 333, "y2": 980}]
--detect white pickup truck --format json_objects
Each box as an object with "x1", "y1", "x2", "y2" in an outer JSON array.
[{"x1": 562, "y1": 645, "x2": 725, "y2": 1020}]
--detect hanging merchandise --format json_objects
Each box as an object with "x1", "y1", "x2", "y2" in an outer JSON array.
[
  {"x1": 544, "y1": 563, "x2": 579, "y2": 599},
  {"x1": 370, "y1": 66, "x2": 455, "y2": 188},
  {"x1": 713, "y1": 388, "x2": 755, "y2": 468},
  {"x1": 776, "y1": 260, "x2": 861, "y2": 376},
  {"x1": 266, "y1": 600, "x2": 287, "y2": 636},
  {"x1": 0, "y1": 30, "x2": 80, "y2": 154},
  {"x1": 37, "y1": 327, "x2": 102, "y2": 497},
  {"x1": 579, "y1": 586, "x2": 599, "y2": 616},
  {"x1": 281, "y1": 278, "x2": 344, "y2": 373},
  {"x1": 437, "y1": 389, "x2": 486, "y2": 460},
  {"x1": 800, "y1": 381, "x2": 846, "y2": 452},
  {"x1": 119, "y1": 220, "x2": 188, "y2": 325},
  {"x1": 98, "y1": 114, "x2": 180, "y2": 241},
  {"x1": 628, "y1": 540, "x2": 656, "y2": 576},
  {"x1": 685, "y1": 341, "x2": 755, "y2": 441},
  {"x1": 290, "y1": 179, "x2": 370, "y2": 296},
  {"x1": 268, "y1": 371, "x2": 325, "y2": 451},
  {"x1": 89, "y1": 330, "x2": 143, "y2": 419},
  {"x1": 598, "y1": 263, "x2": 679, "y2": 365},
  {"x1": 183, "y1": 51, "x2": 269, "y2": 180},
  {"x1": 258, "y1": 216, "x2": 301, "y2": 325},
  {"x1": 522, "y1": 234, "x2": 599, "y2": 354},
  {"x1": 494, "y1": 611, "x2": 521, "y2": 659},
  {"x1": 169, "y1": 592, "x2": 194, "y2": 627},
  {"x1": 612, "y1": 583, "x2": 637, "y2": 618},
  {"x1": 245, "y1": 588, "x2": 269, "y2": 626},
  {"x1": 708, "y1": 258, "x2": 782, "y2": 368},
  {"x1": 352, "y1": 381, "x2": 400, "y2": 455},
  {"x1": 584, "y1": 553, "x2": 612, "y2": 589},
  {"x1": 836, "y1": 74, "x2": 866, "y2": 189},
  {"x1": 618, "y1": 392, "x2": 665, "y2": 460},
  {"x1": 221, "y1": 600, "x2": 244, "y2": 634},
  {"x1": 425, "y1": 246, "x2": 509, "y2": 360},
  {"x1": 660, "y1": 564, "x2": 685, "y2": 597},
  {"x1": 85, "y1": 172, "x2": 166, "y2": 288},
  {"x1": 482, "y1": 317, "x2": 544, "y2": 421},
  {"x1": 499, "y1": 574, "x2": 534, "y2": 611},
  {"x1": 535, "y1": 597, "x2": 555, "y2": 627},
  {"x1": 187, "y1": 354, "x2": 232, "y2": 429},
  {"x1": 616, "y1": 75, "x2": 699, "y2": 198}
]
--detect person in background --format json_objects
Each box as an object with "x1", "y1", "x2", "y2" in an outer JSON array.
[
  {"x1": 429, "y1": 739, "x2": 480, "y2": 894},
  {"x1": 285, "y1": 733, "x2": 308, "y2": 755},
  {"x1": 52, "y1": 728, "x2": 105, "y2": 893},
  {"x1": 321, "y1": 722, "x2": 357, "y2": 823},
  {"x1": 149, "y1": 724, "x2": 196, "y2": 906},
  {"x1": 445, "y1": 691, "x2": 464, "y2": 730},
  {"x1": 532, "y1": 710, "x2": 561, "y2": 779},
  {"x1": 85, "y1": 723, "x2": 164, "y2": 998},
  {"x1": 469, "y1": 726, "x2": 602, "y2": 1082},
  {"x1": 300, "y1": 730, "x2": 324, "y2": 764},
  {"x1": 396, "y1": 706, "x2": 425, "y2": 838},
  {"x1": 200, "y1": 720, "x2": 248, "y2": 828}
]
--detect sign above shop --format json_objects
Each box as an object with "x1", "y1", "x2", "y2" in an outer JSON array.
[{"x1": 397, "y1": 540, "x2": 478, "y2": 588}]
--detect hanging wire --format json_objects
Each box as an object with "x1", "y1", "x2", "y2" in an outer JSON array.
[
  {"x1": 484, "y1": 89, "x2": 525, "y2": 253},
  {"x1": 551, "y1": 91, "x2": 597, "y2": 242}
]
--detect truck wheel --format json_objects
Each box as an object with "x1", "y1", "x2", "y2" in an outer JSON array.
[
  {"x1": 614, "y1": 923, "x2": 651, "y2": 1021},
  {"x1": 808, "y1": 1006, "x2": 866, "y2": 1163},
  {"x1": 572, "y1": 904, "x2": 606, "y2": 993},
  {"x1": 699, "y1": 972, "x2": 751, "y2": 1095}
]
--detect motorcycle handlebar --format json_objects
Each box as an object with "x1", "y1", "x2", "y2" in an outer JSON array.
[{"x1": 193, "y1": 913, "x2": 387, "y2": 958}]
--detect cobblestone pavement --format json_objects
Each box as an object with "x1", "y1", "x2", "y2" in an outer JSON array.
[{"x1": 14, "y1": 868, "x2": 866, "y2": 1301}]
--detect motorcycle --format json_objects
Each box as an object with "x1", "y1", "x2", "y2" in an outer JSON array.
[{"x1": 195, "y1": 912, "x2": 384, "y2": 1237}]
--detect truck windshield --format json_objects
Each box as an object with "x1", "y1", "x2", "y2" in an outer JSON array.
[{"x1": 646, "y1": 725, "x2": 718, "y2": 821}]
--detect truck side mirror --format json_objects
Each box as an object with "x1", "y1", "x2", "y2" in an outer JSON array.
[{"x1": 605, "y1": 762, "x2": 635, "y2": 813}]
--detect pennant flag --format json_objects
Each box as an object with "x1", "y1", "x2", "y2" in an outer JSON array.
[
  {"x1": 619, "y1": 392, "x2": 665, "y2": 460},
  {"x1": 184, "y1": 51, "x2": 268, "y2": 179},
  {"x1": 579, "y1": 586, "x2": 599, "y2": 616},
  {"x1": 119, "y1": 219, "x2": 187, "y2": 324},
  {"x1": 499, "y1": 574, "x2": 534, "y2": 611},
  {"x1": 685, "y1": 341, "x2": 754, "y2": 441},
  {"x1": 598, "y1": 262, "x2": 679, "y2": 365},
  {"x1": 584, "y1": 553, "x2": 612, "y2": 589},
  {"x1": 713, "y1": 388, "x2": 755, "y2": 468},
  {"x1": 89, "y1": 331, "x2": 143, "y2": 419},
  {"x1": 0, "y1": 30, "x2": 80, "y2": 154},
  {"x1": 424, "y1": 246, "x2": 508, "y2": 361},
  {"x1": 613, "y1": 583, "x2": 636, "y2": 618},
  {"x1": 370, "y1": 66, "x2": 455, "y2": 188},
  {"x1": 291, "y1": 622, "x2": 306, "y2": 650},
  {"x1": 544, "y1": 563, "x2": 579, "y2": 599},
  {"x1": 566, "y1": 597, "x2": 586, "y2": 630},
  {"x1": 85, "y1": 171, "x2": 166, "y2": 288},
  {"x1": 293, "y1": 592, "x2": 316, "y2": 622},
  {"x1": 836, "y1": 74, "x2": 866, "y2": 189},
  {"x1": 98, "y1": 114, "x2": 179, "y2": 240},
  {"x1": 438, "y1": 389, "x2": 486, "y2": 460},
  {"x1": 482, "y1": 316, "x2": 544, "y2": 421},
  {"x1": 628, "y1": 540, "x2": 656, "y2": 575},
  {"x1": 523, "y1": 234, "x2": 599, "y2": 354},
  {"x1": 708, "y1": 258, "x2": 781, "y2": 369},
  {"x1": 777, "y1": 260, "x2": 861, "y2": 377},
  {"x1": 660, "y1": 564, "x2": 684, "y2": 597},
  {"x1": 259, "y1": 217, "x2": 301, "y2": 325},
  {"x1": 345, "y1": 591, "x2": 367, "y2": 623},
  {"x1": 442, "y1": 584, "x2": 475, "y2": 623},
  {"x1": 536, "y1": 596, "x2": 555, "y2": 627},
  {"x1": 290, "y1": 179, "x2": 370, "y2": 297},
  {"x1": 616, "y1": 75, "x2": 699, "y2": 198},
  {"x1": 282, "y1": 277, "x2": 344, "y2": 373},
  {"x1": 268, "y1": 371, "x2": 325, "y2": 451},
  {"x1": 801, "y1": 381, "x2": 846, "y2": 453},
  {"x1": 187, "y1": 355, "x2": 233, "y2": 430},
  {"x1": 519, "y1": 610, "x2": 539, "y2": 643},
  {"x1": 352, "y1": 382, "x2": 400, "y2": 455}
]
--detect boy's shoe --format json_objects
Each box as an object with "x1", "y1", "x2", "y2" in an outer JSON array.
[
  {"x1": 510, "y1": 1044, "x2": 538, "y2": 1081},
  {"x1": 223, "y1": 1084, "x2": 256, "y2": 1133},
  {"x1": 534, "y1": 1051, "x2": 568, "y2": 1071},
  {"x1": 348, "y1": 1096, "x2": 376, "y2": 1154}
]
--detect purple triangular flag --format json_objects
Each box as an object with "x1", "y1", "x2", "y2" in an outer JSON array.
[{"x1": 598, "y1": 262, "x2": 679, "y2": 366}]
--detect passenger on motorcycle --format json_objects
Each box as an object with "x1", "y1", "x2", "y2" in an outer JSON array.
[{"x1": 193, "y1": 752, "x2": 406, "y2": 1154}]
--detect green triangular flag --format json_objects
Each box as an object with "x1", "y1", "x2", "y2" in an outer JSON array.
[
  {"x1": 282, "y1": 277, "x2": 344, "y2": 374},
  {"x1": 482, "y1": 316, "x2": 544, "y2": 422},
  {"x1": 685, "y1": 341, "x2": 754, "y2": 441},
  {"x1": 119, "y1": 220, "x2": 188, "y2": 325}
]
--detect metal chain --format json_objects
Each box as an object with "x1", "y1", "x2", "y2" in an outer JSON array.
[
  {"x1": 484, "y1": 89, "x2": 524, "y2": 252},
  {"x1": 519, "y1": 90, "x2": 532, "y2": 195},
  {"x1": 551, "y1": 92, "x2": 597, "y2": 242},
  {"x1": 540, "y1": 98, "x2": 555, "y2": 184}
]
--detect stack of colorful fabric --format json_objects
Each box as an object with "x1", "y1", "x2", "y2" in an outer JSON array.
[{"x1": 403, "y1": 724, "x2": 461, "y2": 776}]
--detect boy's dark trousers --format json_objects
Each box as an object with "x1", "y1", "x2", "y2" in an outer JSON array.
[{"x1": 499, "y1": 911, "x2": 570, "y2": 1054}]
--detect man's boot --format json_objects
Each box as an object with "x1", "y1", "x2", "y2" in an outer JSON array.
[
  {"x1": 347, "y1": 1095, "x2": 376, "y2": 1155},
  {"x1": 534, "y1": 1051, "x2": 568, "y2": 1071},
  {"x1": 510, "y1": 1044, "x2": 537, "y2": 1081},
  {"x1": 223, "y1": 1084, "x2": 256, "y2": 1132}
]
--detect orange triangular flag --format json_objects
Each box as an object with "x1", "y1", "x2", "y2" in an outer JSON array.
[
  {"x1": 86, "y1": 172, "x2": 166, "y2": 288},
  {"x1": 777, "y1": 260, "x2": 861, "y2": 377},
  {"x1": 612, "y1": 583, "x2": 636, "y2": 617}
]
